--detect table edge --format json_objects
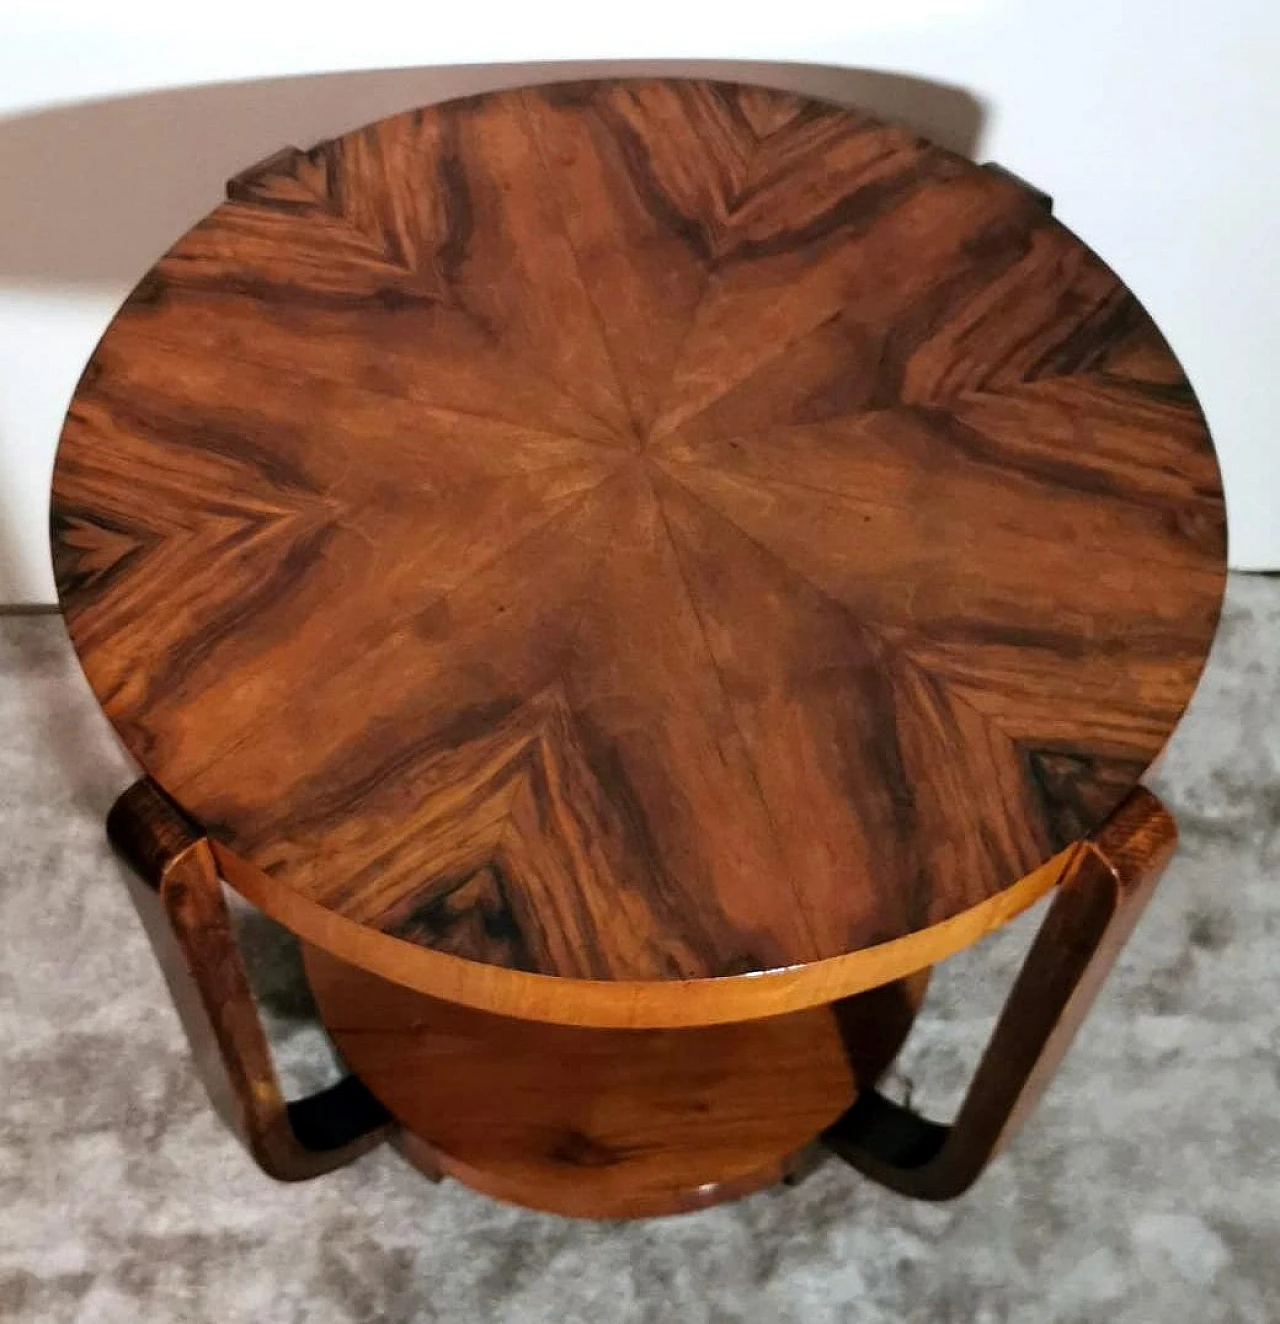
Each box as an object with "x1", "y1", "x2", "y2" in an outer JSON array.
[{"x1": 214, "y1": 841, "x2": 1072, "y2": 1029}]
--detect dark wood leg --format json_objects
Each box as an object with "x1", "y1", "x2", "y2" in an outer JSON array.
[
  {"x1": 108, "y1": 779, "x2": 393, "y2": 1180},
  {"x1": 825, "y1": 787, "x2": 1176, "y2": 1200}
]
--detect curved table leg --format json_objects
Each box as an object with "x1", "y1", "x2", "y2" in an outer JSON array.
[
  {"x1": 107, "y1": 779, "x2": 393, "y2": 1181},
  {"x1": 824, "y1": 787, "x2": 1176, "y2": 1200}
]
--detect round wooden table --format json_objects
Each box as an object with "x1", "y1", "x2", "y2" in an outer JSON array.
[{"x1": 53, "y1": 79, "x2": 1226, "y2": 1217}]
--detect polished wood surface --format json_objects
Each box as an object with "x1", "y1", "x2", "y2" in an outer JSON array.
[
  {"x1": 306, "y1": 946, "x2": 923, "y2": 1218},
  {"x1": 216, "y1": 841, "x2": 1063, "y2": 1027},
  {"x1": 826, "y1": 786, "x2": 1177, "y2": 1198},
  {"x1": 107, "y1": 780, "x2": 392, "y2": 1180},
  {"x1": 53, "y1": 79, "x2": 1226, "y2": 1028}
]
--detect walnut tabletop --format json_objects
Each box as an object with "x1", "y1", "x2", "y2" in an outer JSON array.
[{"x1": 52, "y1": 79, "x2": 1226, "y2": 1029}]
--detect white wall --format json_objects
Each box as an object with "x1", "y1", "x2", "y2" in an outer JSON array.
[{"x1": 2, "y1": 1, "x2": 1276, "y2": 602}]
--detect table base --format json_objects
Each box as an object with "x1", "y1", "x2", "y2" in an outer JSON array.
[{"x1": 304, "y1": 946, "x2": 925, "y2": 1218}]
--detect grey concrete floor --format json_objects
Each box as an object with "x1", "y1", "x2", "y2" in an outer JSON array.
[{"x1": 1, "y1": 575, "x2": 1278, "y2": 1323}]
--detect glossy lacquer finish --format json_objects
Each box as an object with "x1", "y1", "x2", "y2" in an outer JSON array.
[{"x1": 53, "y1": 80, "x2": 1226, "y2": 1029}]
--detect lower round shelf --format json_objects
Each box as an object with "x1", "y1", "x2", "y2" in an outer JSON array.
[{"x1": 303, "y1": 947, "x2": 925, "y2": 1218}]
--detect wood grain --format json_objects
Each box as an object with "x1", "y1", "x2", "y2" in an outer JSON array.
[
  {"x1": 305, "y1": 944, "x2": 924, "y2": 1218},
  {"x1": 52, "y1": 79, "x2": 1226, "y2": 1028}
]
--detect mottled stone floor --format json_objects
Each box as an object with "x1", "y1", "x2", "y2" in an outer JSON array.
[{"x1": 2, "y1": 575, "x2": 1278, "y2": 1323}]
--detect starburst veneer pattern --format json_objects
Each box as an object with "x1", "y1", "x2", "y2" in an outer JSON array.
[{"x1": 53, "y1": 80, "x2": 1225, "y2": 1029}]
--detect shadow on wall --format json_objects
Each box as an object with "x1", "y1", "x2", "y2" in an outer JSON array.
[{"x1": 0, "y1": 59, "x2": 987, "y2": 290}]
